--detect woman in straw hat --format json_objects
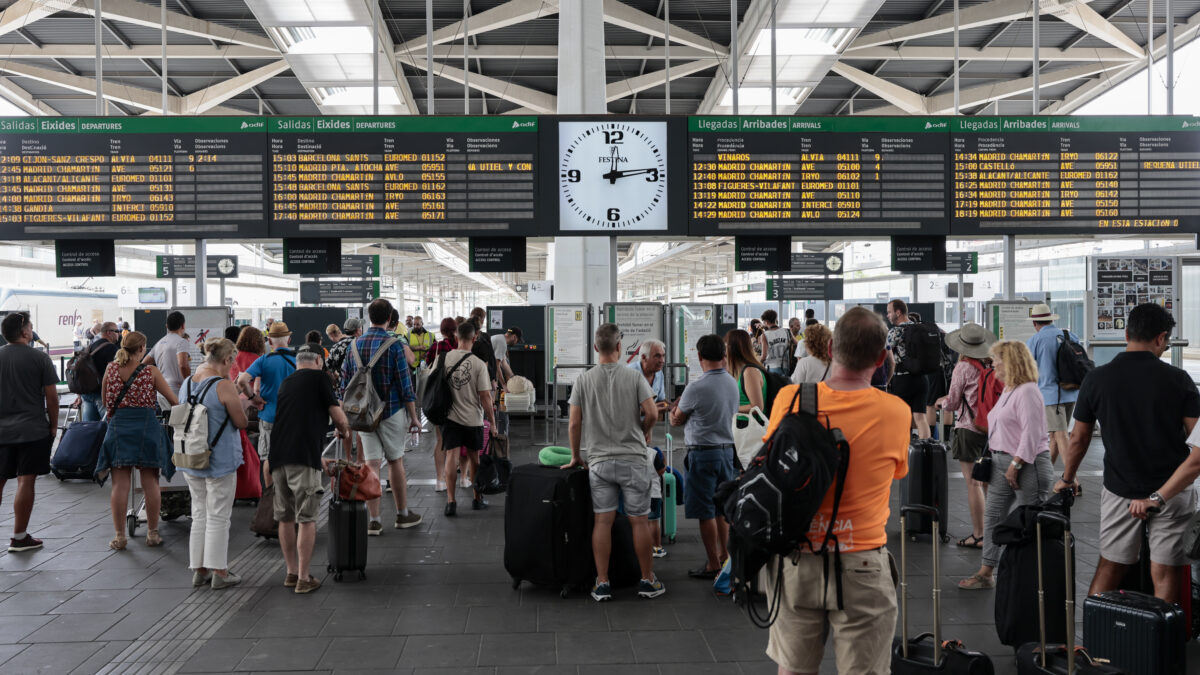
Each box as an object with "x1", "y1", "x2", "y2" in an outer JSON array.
[{"x1": 936, "y1": 323, "x2": 997, "y2": 550}]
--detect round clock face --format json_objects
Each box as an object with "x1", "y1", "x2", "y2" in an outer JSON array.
[
  {"x1": 825, "y1": 256, "x2": 842, "y2": 273},
  {"x1": 559, "y1": 121, "x2": 668, "y2": 231},
  {"x1": 217, "y1": 258, "x2": 235, "y2": 275}
]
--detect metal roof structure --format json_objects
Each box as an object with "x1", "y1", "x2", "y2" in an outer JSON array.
[{"x1": 0, "y1": 0, "x2": 1191, "y2": 119}]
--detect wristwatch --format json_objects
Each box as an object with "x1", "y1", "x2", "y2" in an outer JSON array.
[
  {"x1": 1148, "y1": 492, "x2": 1166, "y2": 508},
  {"x1": 1011, "y1": 459, "x2": 1024, "y2": 470}
]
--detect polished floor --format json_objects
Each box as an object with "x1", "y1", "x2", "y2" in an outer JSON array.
[{"x1": 0, "y1": 420, "x2": 1195, "y2": 675}]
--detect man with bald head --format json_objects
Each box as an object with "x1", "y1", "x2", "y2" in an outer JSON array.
[{"x1": 79, "y1": 321, "x2": 121, "y2": 422}]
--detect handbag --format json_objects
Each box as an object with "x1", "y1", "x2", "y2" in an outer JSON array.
[
  {"x1": 476, "y1": 431, "x2": 512, "y2": 495},
  {"x1": 731, "y1": 406, "x2": 768, "y2": 469},
  {"x1": 971, "y1": 450, "x2": 993, "y2": 482},
  {"x1": 331, "y1": 437, "x2": 381, "y2": 502},
  {"x1": 234, "y1": 429, "x2": 262, "y2": 500}
]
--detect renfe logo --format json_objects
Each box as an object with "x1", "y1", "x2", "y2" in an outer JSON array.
[{"x1": 58, "y1": 311, "x2": 81, "y2": 327}]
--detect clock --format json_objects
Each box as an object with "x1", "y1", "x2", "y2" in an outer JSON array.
[
  {"x1": 825, "y1": 255, "x2": 842, "y2": 274},
  {"x1": 216, "y1": 257, "x2": 236, "y2": 276},
  {"x1": 559, "y1": 121, "x2": 668, "y2": 231}
]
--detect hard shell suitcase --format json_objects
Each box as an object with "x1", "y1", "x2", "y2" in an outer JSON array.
[
  {"x1": 51, "y1": 420, "x2": 107, "y2": 481},
  {"x1": 326, "y1": 467, "x2": 369, "y2": 582},
  {"x1": 1016, "y1": 511, "x2": 1124, "y2": 675},
  {"x1": 891, "y1": 505, "x2": 995, "y2": 675},
  {"x1": 1083, "y1": 590, "x2": 1185, "y2": 675},
  {"x1": 1118, "y1": 519, "x2": 1196, "y2": 639},
  {"x1": 661, "y1": 433, "x2": 677, "y2": 544},
  {"x1": 900, "y1": 439, "x2": 949, "y2": 542}
]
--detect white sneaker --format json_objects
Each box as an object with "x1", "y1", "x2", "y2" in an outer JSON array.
[
  {"x1": 435, "y1": 478, "x2": 447, "y2": 493},
  {"x1": 458, "y1": 474, "x2": 471, "y2": 489}
]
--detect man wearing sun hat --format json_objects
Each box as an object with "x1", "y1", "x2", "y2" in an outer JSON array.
[
  {"x1": 1025, "y1": 303, "x2": 1079, "y2": 467},
  {"x1": 237, "y1": 321, "x2": 296, "y2": 490}
]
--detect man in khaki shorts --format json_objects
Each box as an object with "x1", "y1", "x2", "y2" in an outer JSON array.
[
  {"x1": 1058, "y1": 303, "x2": 1200, "y2": 604},
  {"x1": 1025, "y1": 303, "x2": 1079, "y2": 466},
  {"x1": 758, "y1": 307, "x2": 912, "y2": 675},
  {"x1": 268, "y1": 346, "x2": 351, "y2": 594}
]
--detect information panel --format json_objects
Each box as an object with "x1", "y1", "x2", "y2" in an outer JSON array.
[
  {"x1": 0, "y1": 117, "x2": 267, "y2": 240},
  {"x1": 269, "y1": 116, "x2": 539, "y2": 238},
  {"x1": 1090, "y1": 255, "x2": 1179, "y2": 341},
  {"x1": 951, "y1": 116, "x2": 1200, "y2": 234},
  {"x1": 688, "y1": 117, "x2": 950, "y2": 236}
]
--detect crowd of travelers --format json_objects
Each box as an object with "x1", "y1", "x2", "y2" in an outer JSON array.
[{"x1": 4, "y1": 296, "x2": 1200, "y2": 674}]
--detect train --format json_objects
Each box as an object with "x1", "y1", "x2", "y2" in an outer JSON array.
[{"x1": 0, "y1": 287, "x2": 121, "y2": 356}]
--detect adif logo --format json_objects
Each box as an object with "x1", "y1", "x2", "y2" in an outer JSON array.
[
  {"x1": 511, "y1": 120, "x2": 536, "y2": 129},
  {"x1": 240, "y1": 120, "x2": 265, "y2": 130},
  {"x1": 1184, "y1": 121, "x2": 1194, "y2": 128},
  {"x1": 924, "y1": 121, "x2": 948, "y2": 129}
]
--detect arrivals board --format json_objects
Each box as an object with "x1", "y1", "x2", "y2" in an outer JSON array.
[
  {"x1": 951, "y1": 116, "x2": 1200, "y2": 234},
  {"x1": 268, "y1": 116, "x2": 539, "y2": 238},
  {"x1": 687, "y1": 117, "x2": 950, "y2": 236},
  {"x1": 0, "y1": 117, "x2": 267, "y2": 240}
]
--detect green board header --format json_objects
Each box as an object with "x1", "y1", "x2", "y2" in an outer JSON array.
[
  {"x1": 951, "y1": 115, "x2": 1199, "y2": 133},
  {"x1": 0, "y1": 117, "x2": 268, "y2": 134},
  {"x1": 267, "y1": 116, "x2": 538, "y2": 133},
  {"x1": 689, "y1": 116, "x2": 950, "y2": 133}
]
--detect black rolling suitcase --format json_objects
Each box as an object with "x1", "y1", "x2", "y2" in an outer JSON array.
[
  {"x1": 505, "y1": 464, "x2": 596, "y2": 597},
  {"x1": 892, "y1": 505, "x2": 995, "y2": 675},
  {"x1": 1016, "y1": 511, "x2": 1124, "y2": 674},
  {"x1": 1083, "y1": 589, "x2": 1185, "y2": 675},
  {"x1": 900, "y1": 439, "x2": 949, "y2": 541},
  {"x1": 326, "y1": 466, "x2": 368, "y2": 582},
  {"x1": 994, "y1": 493, "x2": 1074, "y2": 648}
]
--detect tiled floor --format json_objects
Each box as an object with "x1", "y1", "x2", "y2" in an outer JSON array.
[{"x1": 0, "y1": 421, "x2": 1196, "y2": 675}]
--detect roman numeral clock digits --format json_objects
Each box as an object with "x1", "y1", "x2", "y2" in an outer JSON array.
[{"x1": 558, "y1": 121, "x2": 668, "y2": 231}]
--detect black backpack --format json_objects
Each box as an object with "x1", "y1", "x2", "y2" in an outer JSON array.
[
  {"x1": 717, "y1": 383, "x2": 850, "y2": 627},
  {"x1": 900, "y1": 322, "x2": 943, "y2": 375},
  {"x1": 750, "y1": 365, "x2": 791, "y2": 412},
  {"x1": 65, "y1": 342, "x2": 104, "y2": 394},
  {"x1": 421, "y1": 352, "x2": 469, "y2": 426},
  {"x1": 1054, "y1": 330, "x2": 1093, "y2": 392}
]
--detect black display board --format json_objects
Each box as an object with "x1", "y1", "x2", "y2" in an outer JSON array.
[
  {"x1": 767, "y1": 278, "x2": 844, "y2": 301},
  {"x1": 298, "y1": 280, "x2": 380, "y2": 305},
  {"x1": 305, "y1": 254, "x2": 380, "y2": 278},
  {"x1": 156, "y1": 254, "x2": 239, "y2": 279},
  {"x1": 283, "y1": 238, "x2": 341, "y2": 275},
  {"x1": 891, "y1": 235, "x2": 947, "y2": 273},
  {"x1": 470, "y1": 237, "x2": 527, "y2": 272},
  {"x1": 539, "y1": 116, "x2": 689, "y2": 236},
  {"x1": 486, "y1": 304, "x2": 547, "y2": 404},
  {"x1": 269, "y1": 116, "x2": 540, "y2": 238},
  {"x1": 281, "y1": 306, "x2": 347, "y2": 348},
  {"x1": 132, "y1": 309, "x2": 168, "y2": 348},
  {"x1": 56, "y1": 239, "x2": 114, "y2": 277},
  {"x1": 790, "y1": 252, "x2": 844, "y2": 276},
  {"x1": 951, "y1": 116, "x2": 1200, "y2": 234},
  {"x1": 688, "y1": 116, "x2": 950, "y2": 236},
  {"x1": 735, "y1": 235, "x2": 791, "y2": 272},
  {"x1": 0, "y1": 117, "x2": 267, "y2": 240}
]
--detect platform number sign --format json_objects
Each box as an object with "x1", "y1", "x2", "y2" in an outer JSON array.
[{"x1": 559, "y1": 121, "x2": 668, "y2": 231}]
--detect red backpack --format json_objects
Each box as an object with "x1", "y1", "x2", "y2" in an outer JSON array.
[{"x1": 963, "y1": 359, "x2": 1004, "y2": 431}]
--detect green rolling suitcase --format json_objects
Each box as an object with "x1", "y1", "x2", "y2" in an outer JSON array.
[{"x1": 661, "y1": 433, "x2": 677, "y2": 544}]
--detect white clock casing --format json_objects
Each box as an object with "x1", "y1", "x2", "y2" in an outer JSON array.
[{"x1": 558, "y1": 121, "x2": 668, "y2": 231}]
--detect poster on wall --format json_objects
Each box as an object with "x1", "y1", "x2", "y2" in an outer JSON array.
[
  {"x1": 603, "y1": 303, "x2": 664, "y2": 366},
  {"x1": 986, "y1": 302, "x2": 1039, "y2": 343},
  {"x1": 1090, "y1": 255, "x2": 1179, "y2": 342},
  {"x1": 549, "y1": 305, "x2": 589, "y2": 385},
  {"x1": 674, "y1": 304, "x2": 715, "y2": 385}
]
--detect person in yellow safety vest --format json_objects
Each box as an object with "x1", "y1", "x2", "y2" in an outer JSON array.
[{"x1": 408, "y1": 316, "x2": 434, "y2": 366}]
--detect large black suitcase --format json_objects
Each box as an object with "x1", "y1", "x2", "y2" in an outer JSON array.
[
  {"x1": 50, "y1": 420, "x2": 106, "y2": 481},
  {"x1": 504, "y1": 464, "x2": 640, "y2": 597},
  {"x1": 995, "y1": 494, "x2": 1073, "y2": 648},
  {"x1": 1016, "y1": 511, "x2": 1124, "y2": 675},
  {"x1": 326, "y1": 469, "x2": 368, "y2": 582},
  {"x1": 899, "y1": 439, "x2": 949, "y2": 541},
  {"x1": 892, "y1": 505, "x2": 995, "y2": 675},
  {"x1": 1083, "y1": 590, "x2": 1186, "y2": 675}
]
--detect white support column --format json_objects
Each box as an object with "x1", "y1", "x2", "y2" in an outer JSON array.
[
  {"x1": 553, "y1": 0, "x2": 615, "y2": 307},
  {"x1": 1004, "y1": 234, "x2": 1016, "y2": 300},
  {"x1": 195, "y1": 239, "x2": 207, "y2": 306}
]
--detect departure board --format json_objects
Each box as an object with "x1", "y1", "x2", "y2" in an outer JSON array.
[
  {"x1": 0, "y1": 117, "x2": 267, "y2": 240},
  {"x1": 951, "y1": 116, "x2": 1200, "y2": 234},
  {"x1": 269, "y1": 116, "x2": 539, "y2": 238},
  {"x1": 687, "y1": 116, "x2": 950, "y2": 236}
]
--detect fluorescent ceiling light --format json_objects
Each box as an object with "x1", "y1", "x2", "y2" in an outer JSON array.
[
  {"x1": 750, "y1": 27, "x2": 850, "y2": 56},
  {"x1": 315, "y1": 86, "x2": 401, "y2": 107},
  {"x1": 720, "y1": 87, "x2": 808, "y2": 107},
  {"x1": 279, "y1": 26, "x2": 375, "y2": 54}
]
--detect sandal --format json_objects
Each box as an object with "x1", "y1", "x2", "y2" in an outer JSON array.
[
  {"x1": 956, "y1": 534, "x2": 984, "y2": 549},
  {"x1": 109, "y1": 535, "x2": 127, "y2": 551},
  {"x1": 957, "y1": 573, "x2": 995, "y2": 590},
  {"x1": 146, "y1": 529, "x2": 163, "y2": 547}
]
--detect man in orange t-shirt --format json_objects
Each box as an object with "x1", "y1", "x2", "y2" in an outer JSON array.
[{"x1": 760, "y1": 306, "x2": 911, "y2": 675}]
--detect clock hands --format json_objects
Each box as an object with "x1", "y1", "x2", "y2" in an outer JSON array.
[{"x1": 602, "y1": 167, "x2": 658, "y2": 183}]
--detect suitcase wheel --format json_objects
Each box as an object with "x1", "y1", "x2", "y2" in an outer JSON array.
[
  {"x1": 940, "y1": 533, "x2": 950, "y2": 544},
  {"x1": 668, "y1": 535, "x2": 676, "y2": 544},
  {"x1": 326, "y1": 564, "x2": 333, "y2": 574},
  {"x1": 52, "y1": 470, "x2": 64, "y2": 481},
  {"x1": 358, "y1": 571, "x2": 366, "y2": 581},
  {"x1": 560, "y1": 586, "x2": 570, "y2": 599},
  {"x1": 511, "y1": 578, "x2": 521, "y2": 590},
  {"x1": 126, "y1": 514, "x2": 137, "y2": 537},
  {"x1": 335, "y1": 572, "x2": 343, "y2": 582}
]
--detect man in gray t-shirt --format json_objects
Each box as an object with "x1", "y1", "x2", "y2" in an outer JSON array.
[
  {"x1": 144, "y1": 311, "x2": 190, "y2": 408},
  {"x1": 566, "y1": 323, "x2": 664, "y2": 602},
  {"x1": 0, "y1": 312, "x2": 59, "y2": 553},
  {"x1": 670, "y1": 334, "x2": 740, "y2": 578}
]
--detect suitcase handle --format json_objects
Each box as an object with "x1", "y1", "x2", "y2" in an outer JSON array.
[
  {"x1": 898, "y1": 505, "x2": 943, "y2": 665},
  {"x1": 1035, "y1": 510, "x2": 1075, "y2": 672}
]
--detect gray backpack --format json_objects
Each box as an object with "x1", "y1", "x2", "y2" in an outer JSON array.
[{"x1": 343, "y1": 337, "x2": 397, "y2": 432}]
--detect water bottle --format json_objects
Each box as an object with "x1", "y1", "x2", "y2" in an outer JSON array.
[{"x1": 407, "y1": 429, "x2": 421, "y2": 450}]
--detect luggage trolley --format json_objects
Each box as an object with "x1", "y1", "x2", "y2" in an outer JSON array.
[{"x1": 126, "y1": 414, "x2": 189, "y2": 537}]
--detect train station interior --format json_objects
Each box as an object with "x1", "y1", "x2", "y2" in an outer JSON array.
[{"x1": 1, "y1": 1, "x2": 1200, "y2": 674}]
